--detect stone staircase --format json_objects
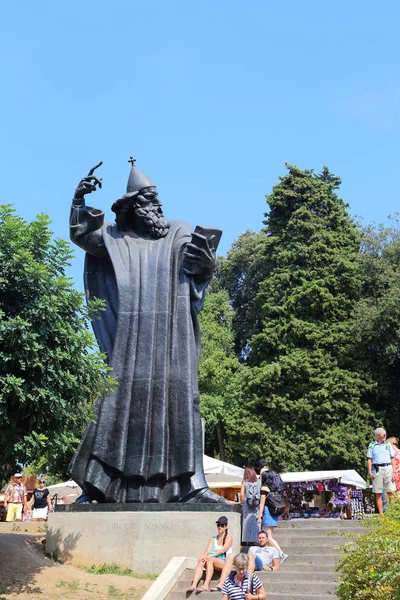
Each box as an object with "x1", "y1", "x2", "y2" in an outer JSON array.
[{"x1": 166, "y1": 518, "x2": 364, "y2": 600}]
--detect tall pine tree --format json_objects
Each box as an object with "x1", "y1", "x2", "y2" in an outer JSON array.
[{"x1": 245, "y1": 165, "x2": 375, "y2": 472}]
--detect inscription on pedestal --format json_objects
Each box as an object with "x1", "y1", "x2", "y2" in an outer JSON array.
[
  {"x1": 47, "y1": 510, "x2": 241, "y2": 574},
  {"x1": 103, "y1": 520, "x2": 181, "y2": 540}
]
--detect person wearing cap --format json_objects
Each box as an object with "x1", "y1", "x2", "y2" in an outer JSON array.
[
  {"x1": 367, "y1": 427, "x2": 396, "y2": 514},
  {"x1": 28, "y1": 478, "x2": 52, "y2": 521},
  {"x1": 4, "y1": 473, "x2": 28, "y2": 522},
  {"x1": 187, "y1": 516, "x2": 233, "y2": 593}
]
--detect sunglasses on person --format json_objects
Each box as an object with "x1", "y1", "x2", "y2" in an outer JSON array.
[
  {"x1": 38, "y1": 480, "x2": 45, "y2": 484},
  {"x1": 216, "y1": 523, "x2": 226, "y2": 527}
]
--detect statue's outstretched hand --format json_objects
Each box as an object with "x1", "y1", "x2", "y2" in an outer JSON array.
[
  {"x1": 74, "y1": 162, "x2": 103, "y2": 200},
  {"x1": 183, "y1": 232, "x2": 217, "y2": 276}
]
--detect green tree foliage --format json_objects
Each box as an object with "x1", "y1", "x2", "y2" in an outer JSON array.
[
  {"x1": 22, "y1": 455, "x2": 61, "y2": 485},
  {"x1": 351, "y1": 217, "x2": 400, "y2": 434},
  {"x1": 336, "y1": 501, "x2": 400, "y2": 600},
  {"x1": 219, "y1": 166, "x2": 376, "y2": 471},
  {"x1": 0, "y1": 205, "x2": 113, "y2": 479},
  {"x1": 198, "y1": 281, "x2": 269, "y2": 465},
  {"x1": 218, "y1": 231, "x2": 268, "y2": 357},
  {"x1": 198, "y1": 281, "x2": 243, "y2": 460}
]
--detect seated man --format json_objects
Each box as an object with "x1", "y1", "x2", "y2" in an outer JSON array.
[
  {"x1": 211, "y1": 530, "x2": 280, "y2": 591},
  {"x1": 248, "y1": 530, "x2": 281, "y2": 573}
]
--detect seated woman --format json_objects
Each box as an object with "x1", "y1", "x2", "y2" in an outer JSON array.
[
  {"x1": 221, "y1": 553, "x2": 266, "y2": 600},
  {"x1": 188, "y1": 516, "x2": 233, "y2": 592}
]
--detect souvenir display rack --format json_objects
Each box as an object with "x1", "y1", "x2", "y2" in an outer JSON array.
[{"x1": 282, "y1": 479, "x2": 364, "y2": 519}]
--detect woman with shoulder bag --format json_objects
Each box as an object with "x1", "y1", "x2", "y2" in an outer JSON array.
[{"x1": 255, "y1": 459, "x2": 288, "y2": 564}]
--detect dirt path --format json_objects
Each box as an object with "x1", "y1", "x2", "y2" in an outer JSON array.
[{"x1": 0, "y1": 533, "x2": 152, "y2": 600}]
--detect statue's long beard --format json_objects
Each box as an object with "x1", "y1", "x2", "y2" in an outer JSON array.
[{"x1": 134, "y1": 206, "x2": 170, "y2": 239}]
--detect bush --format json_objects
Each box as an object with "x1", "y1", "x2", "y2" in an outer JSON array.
[{"x1": 336, "y1": 499, "x2": 400, "y2": 600}]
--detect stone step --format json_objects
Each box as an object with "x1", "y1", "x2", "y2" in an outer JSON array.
[
  {"x1": 262, "y1": 581, "x2": 338, "y2": 595},
  {"x1": 264, "y1": 595, "x2": 337, "y2": 600},
  {"x1": 281, "y1": 553, "x2": 339, "y2": 565},
  {"x1": 277, "y1": 519, "x2": 363, "y2": 529},
  {"x1": 168, "y1": 591, "x2": 337, "y2": 600},
  {"x1": 258, "y1": 571, "x2": 338, "y2": 583},
  {"x1": 280, "y1": 563, "x2": 336, "y2": 572},
  {"x1": 176, "y1": 579, "x2": 337, "y2": 595},
  {"x1": 176, "y1": 571, "x2": 337, "y2": 590},
  {"x1": 278, "y1": 545, "x2": 341, "y2": 555},
  {"x1": 272, "y1": 534, "x2": 349, "y2": 547},
  {"x1": 275, "y1": 527, "x2": 364, "y2": 538}
]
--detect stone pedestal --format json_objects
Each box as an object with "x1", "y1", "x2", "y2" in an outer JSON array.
[{"x1": 46, "y1": 503, "x2": 241, "y2": 575}]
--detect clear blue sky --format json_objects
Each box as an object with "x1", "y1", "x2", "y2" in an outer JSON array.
[{"x1": 1, "y1": 1, "x2": 399, "y2": 290}]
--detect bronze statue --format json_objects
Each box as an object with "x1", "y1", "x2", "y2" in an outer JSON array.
[{"x1": 68, "y1": 160, "x2": 223, "y2": 503}]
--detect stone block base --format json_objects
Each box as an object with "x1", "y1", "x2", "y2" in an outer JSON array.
[{"x1": 46, "y1": 504, "x2": 241, "y2": 574}]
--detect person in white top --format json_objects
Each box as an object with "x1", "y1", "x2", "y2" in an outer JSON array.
[
  {"x1": 248, "y1": 530, "x2": 281, "y2": 573},
  {"x1": 367, "y1": 427, "x2": 395, "y2": 514}
]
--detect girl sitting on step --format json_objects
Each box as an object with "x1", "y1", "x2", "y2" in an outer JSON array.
[{"x1": 187, "y1": 516, "x2": 233, "y2": 593}]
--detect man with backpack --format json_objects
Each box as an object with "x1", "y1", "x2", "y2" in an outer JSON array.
[
  {"x1": 255, "y1": 459, "x2": 288, "y2": 564},
  {"x1": 367, "y1": 427, "x2": 395, "y2": 515}
]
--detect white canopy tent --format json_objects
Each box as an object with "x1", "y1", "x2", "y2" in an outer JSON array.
[
  {"x1": 203, "y1": 455, "x2": 244, "y2": 479},
  {"x1": 47, "y1": 480, "x2": 82, "y2": 503},
  {"x1": 203, "y1": 455, "x2": 244, "y2": 489},
  {"x1": 202, "y1": 458, "x2": 367, "y2": 491},
  {"x1": 281, "y1": 469, "x2": 367, "y2": 489}
]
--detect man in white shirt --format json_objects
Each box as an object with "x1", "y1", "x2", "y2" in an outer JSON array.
[
  {"x1": 248, "y1": 530, "x2": 281, "y2": 573},
  {"x1": 367, "y1": 427, "x2": 395, "y2": 515}
]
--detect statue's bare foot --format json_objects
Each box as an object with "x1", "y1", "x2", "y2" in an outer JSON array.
[{"x1": 180, "y1": 487, "x2": 230, "y2": 504}]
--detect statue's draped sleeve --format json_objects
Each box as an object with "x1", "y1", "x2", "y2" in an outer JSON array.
[{"x1": 69, "y1": 203, "x2": 108, "y2": 259}]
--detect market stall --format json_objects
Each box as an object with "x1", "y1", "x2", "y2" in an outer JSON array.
[
  {"x1": 281, "y1": 469, "x2": 367, "y2": 519},
  {"x1": 203, "y1": 455, "x2": 244, "y2": 501}
]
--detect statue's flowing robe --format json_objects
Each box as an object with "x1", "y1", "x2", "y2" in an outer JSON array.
[{"x1": 69, "y1": 206, "x2": 210, "y2": 502}]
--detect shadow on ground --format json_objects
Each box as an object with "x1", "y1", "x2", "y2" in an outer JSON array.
[{"x1": 0, "y1": 530, "x2": 80, "y2": 598}]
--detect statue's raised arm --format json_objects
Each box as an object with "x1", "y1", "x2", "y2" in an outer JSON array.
[{"x1": 70, "y1": 162, "x2": 108, "y2": 259}]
